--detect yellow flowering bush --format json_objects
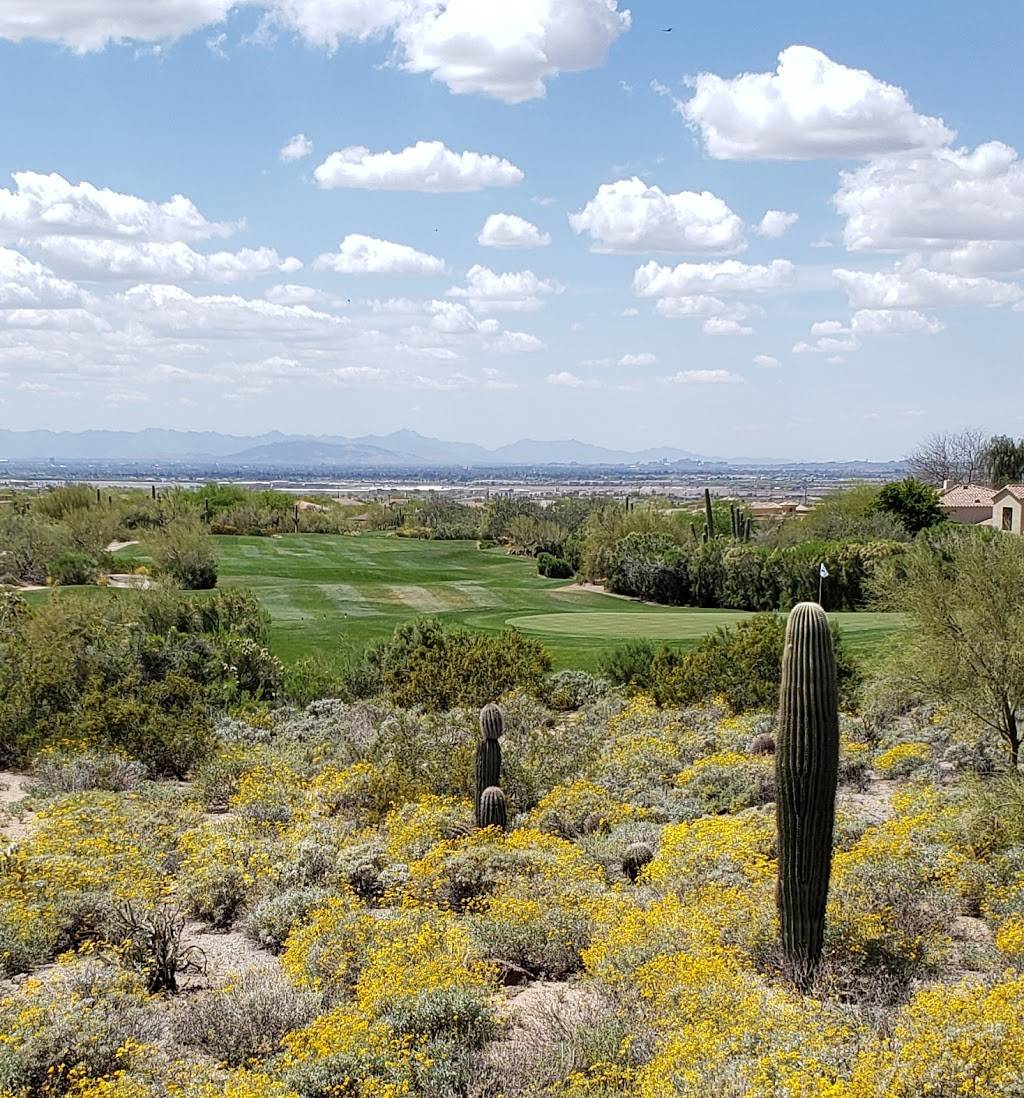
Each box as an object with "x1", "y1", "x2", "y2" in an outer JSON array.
[
  {"x1": 382, "y1": 795, "x2": 474, "y2": 862},
  {"x1": 281, "y1": 892, "x2": 377, "y2": 993},
  {"x1": 526, "y1": 780, "x2": 640, "y2": 837},
  {"x1": 873, "y1": 742, "x2": 932, "y2": 777},
  {"x1": 673, "y1": 750, "x2": 774, "y2": 814},
  {"x1": 177, "y1": 816, "x2": 278, "y2": 927}
]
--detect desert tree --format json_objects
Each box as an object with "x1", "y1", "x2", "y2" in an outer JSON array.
[
  {"x1": 871, "y1": 529, "x2": 1024, "y2": 768},
  {"x1": 907, "y1": 429, "x2": 987, "y2": 486}
]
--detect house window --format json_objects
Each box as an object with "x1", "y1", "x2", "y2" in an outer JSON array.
[{"x1": 1002, "y1": 506, "x2": 1014, "y2": 531}]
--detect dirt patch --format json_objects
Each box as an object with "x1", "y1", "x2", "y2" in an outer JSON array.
[
  {"x1": 179, "y1": 921, "x2": 280, "y2": 990},
  {"x1": 106, "y1": 574, "x2": 155, "y2": 590},
  {"x1": 558, "y1": 582, "x2": 634, "y2": 601},
  {"x1": 0, "y1": 771, "x2": 33, "y2": 843},
  {"x1": 106, "y1": 540, "x2": 140, "y2": 553}
]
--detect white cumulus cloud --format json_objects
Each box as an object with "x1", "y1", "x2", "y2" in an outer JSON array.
[
  {"x1": 0, "y1": 1, "x2": 629, "y2": 103},
  {"x1": 547, "y1": 370, "x2": 587, "y2": 387},
  {"x1": 448, "y1": 264, "x2": 564, "y2": 312},
  {"x1": 279, "y1": 133, "x2": 313, "y2": 162},
  {"x1": 478, "y1": 213, "x2": 551, "y2": 249},
  {"x1": 633, "y1": 258, "x2": 795, "y2": 298},
  {"x1": 834, "y1": 260, "x2": 1024, "y2": 309},
  {"x1": 617, "y1": 352, "x2": 658, "y2": 366},
  {"x1": 0, "y1": 171, "x2": 235, "y2": 242},
  {"x1": 850, "y1": 308, "x2": 945, "y2": 334},
  {"x1": 752, "y1": 353, "x2": 780, "y2": 368},
  {"x1": 661, "y1": 369, "x2": 743, "y2": 384},
  {"x1": 314, "y1": 234, "x2": 446, "y2": 276},
  {"x1": 313, "y1": 140, "x2": 524, "y2": 192},
  {"x1": 835, "y1": 142, "x2": 1024, "y2": 272},
  {"x1": 570, "y1": 177, "x2": 745, "y2": 253},
  {"x1": 681, "y1": 45, "x2": 953, "y2": 160},
  {"x1": 755, "y1": 210, "x2": 799, "y2": 239},
  {"x1": 703, "y1": 316, "x2": 753, "y2": 336}
]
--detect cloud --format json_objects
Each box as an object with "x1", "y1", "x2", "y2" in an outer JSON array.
[
  {"x1": 313, "y1": 140, "x2": 524, "y2": 192},
  {"x1": 0, "y1": 0, "x2": 237, "y2": 51},
  {"x1": 263, "y1": 283, "x2": 330, "y2": 306},
  {"x1": 633, "y1": 258, "x2": 795, "y2": 297},
  {"x1": 569, "y1": 177, "x2": 745, "y2": 253},
  {"x1": 487, "y1": 330, "x2": 545, "y2": 354},
  {"x1": 681, "y1": 45, "x2": 953, "y2": 160},
  {"x1": 0, "y1": 247, "x2": 90, "y2": 308},
  {"x1": 617, "y1": 352, "x2": 658, "y2": 366},
  {"x1": 834, "y1": 259, "x2": 1024, "y2": 308},
  {"x1": 835, "y1": 142, "x2": 1024, "y2": 271},
  {"x1": 314, "y1": 234, "x2": 446, "y2": 276},
  {"x1": 703, "y1": 316, "x2": 753, "y2": 336},
  {"x1": 448, "y1": 264, "x2": 564, "y2": 312},
  {"x1": 622, "y1": 306, "x2": 640, "y2": 316},
  {"x1": 753, "y1": 353, "x2": 780, "y2": 368},
  {"x1": 478, "y1": 213, "x2": 551, "y2": 249},
  {"x1": 793, "y1": 319, "x2": 859, "y2": 354},
  {"x1": 279, "y1": 133, "x2": 313, "y2": 162},
  {"x1": 851, "y1": 308, "x2": 945, "y2": 334},
  {"x1": 661, "y1": 369, "x2": 743, "y2": 384},
  {"x1": 755, "y1": 210, "x2": 799, "y2": 239},
  {"x1": 391, "y1": 0, "x2": 631, "y2": 103},
  {"x1": 0, "y1": 171, "x2": 235, "y2": 242},
  {"x1": 0, "y1": 1, "x2": 630, "y2": 103},
  {"x1": 546, "y1": 370, "x2": 588, "y2": 388},
  {"x1": 29, "y1": 237, "x2": 302, "y2": 281}
]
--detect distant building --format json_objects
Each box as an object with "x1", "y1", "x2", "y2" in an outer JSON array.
[
  {"x1": 938, "y1": 483, "x2": 997, "y2": 525},
  {"x1": 992, "y1": 485, "x2": 1024, "y2": 533}
]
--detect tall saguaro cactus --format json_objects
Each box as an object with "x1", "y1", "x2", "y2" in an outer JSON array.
[
  {"x1": 704, "y1": 488, "x2": 715, "y2": 539},
  {"x1": 776, "y1": 601, "x2": 840, "y2": 990},
  {"x1": 475, "y1": 703, "x2": 504, "y2": 827}
]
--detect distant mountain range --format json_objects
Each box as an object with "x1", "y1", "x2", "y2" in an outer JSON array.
[{"x1": 0, "y1": 428, "x2": 713, "y2": 467}]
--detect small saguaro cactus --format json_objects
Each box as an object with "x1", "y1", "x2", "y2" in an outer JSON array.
[
  {"x1": 475, "y1": 703, "x2": 504, "y2": 826},
  {"x1": 622, "y1": 841, "x2": 654, "y2": 883},
  {"x1": 704, "y1": 488, "x2": 715, "y2": 538},
  {"x1": 776, "y1": 601, "x2": 840, "y2": 990},
  {"x1": 478, "y1": 786, "x2": 508, "y2": 831}
]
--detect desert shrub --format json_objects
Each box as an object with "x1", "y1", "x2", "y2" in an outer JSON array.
[
  {"x1": 537, "y1": 552, "x2": 574, "y2": 579},
  {"x1": 149, "y1": 517, "x2": 218, "y2": 589},
  {"x1": 281, "y1": 893, "x2": 378, "y2": 994},
  {"x1": 674, "y1": 750, "x2": 775, "y2": 815},
  {"x1": 362, "y1": 618, "x2": 552, "y2": 710},
  {"x1": 598, "y1": 639, "x2": 659, "y2": 691},
  {"x1": 651, "y1": 613, "x2": 860, "y2": 712},
  {"x1": 108, "y1": 901, "x2": 205, "y2": 993},
  {"x1": 243, "y1": 886, "x2": 335, "y2": 953},
  {"x1": 29, "y1": 748, "x2": 147, "y2": 794},
  {"x1": 284, "y1": 653, "x2": 351, "y2": 706},
  {"x1": 0, "y1": 961, "x2": 154, "y2": 1097},
  {"x1": 171, "y1": 967, "x2": 321, "y2": 1065},
  {"x1": 178, "y1": 816, "x2": 277, "y2": 927},
  {"x1": 526, "y1": 779, "x2": 639, "y2": 839},
  {"x1": 47, "y1": 550, "x2": 98, "y2": 586},
  {"x1": 543, "y1": 669, "x2": 609, "y2": 711}
]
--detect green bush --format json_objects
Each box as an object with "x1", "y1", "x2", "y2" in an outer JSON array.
[
  {"x1": 651, "y1": 613, "x2": 860, "y2": 712},
  {"x1": 149, "y1": 517, "x2": 218, "y2": 589},
  {"x1": 598, "y1": 639, "x2": 659, "y2": 690},
  {"x1": 362, "y1": 619, "x2": 552, "y2": 710},
  {"x1": 537, "y1": 552, "x2": 574, "y2": 579},
  {"x1": 47, "y1": 551, "x2": 98, "y2": 587}
]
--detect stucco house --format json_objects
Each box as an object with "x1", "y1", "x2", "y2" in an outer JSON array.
[
  {"x1": 938, "y1": 483, "x2": 997, "y2": 525},
  {"x1": 992, "y1": 485, "x2": 1024, "y2": 533}
]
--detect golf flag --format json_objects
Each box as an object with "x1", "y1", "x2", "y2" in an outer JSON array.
[{"x1": 819, "y1": 563, "x2": 829, "y2": 579}]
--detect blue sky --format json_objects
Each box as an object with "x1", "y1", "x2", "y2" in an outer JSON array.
[{"x1": 2, "y1": 0, "x2": 1023, "y2": 459}]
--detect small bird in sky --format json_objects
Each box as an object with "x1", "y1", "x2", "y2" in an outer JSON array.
[{"x1": 662, "y1": 27, "x2": 672, "y2": 32}]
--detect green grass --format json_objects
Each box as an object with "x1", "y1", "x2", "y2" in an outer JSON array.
[{"x1": 207, "y1": 534, "x2": 906, "y2": 670}]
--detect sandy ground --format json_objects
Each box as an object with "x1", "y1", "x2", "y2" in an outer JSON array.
[
  {"x1": 106, "y1": 574, "x2": 155, "y2": 589},
  {"x1": 558, "y1": 581, "x2": 635, "y2": 601},
  {"x1": 106, "y1": 540, "x2": 140, "y2": 553},
  {"x1": 0, "y1": 771, "x2": 32, "y2": 843}
]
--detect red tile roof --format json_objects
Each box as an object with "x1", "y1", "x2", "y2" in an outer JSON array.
[{"x1": 939, "y1": 484, "x2": 996, "y2": 507}]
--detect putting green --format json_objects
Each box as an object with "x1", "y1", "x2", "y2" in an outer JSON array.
[{"x1": 508, "y1": 610, "x2": 751, "y2": 640}]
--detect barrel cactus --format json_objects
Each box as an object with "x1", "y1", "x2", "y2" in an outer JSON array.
[
  {"x1": 776, "y1": 601, "x2": 840, "y2": 989},
  {"x1": 475, "y1": 703, "x2": 504, "y2": 826},
  {"x1": 478, "y1": 786, "x2": 508, "y2": 831},
  {"x1": 622, "y1": 841, "x2": 654, "y2": 883}
]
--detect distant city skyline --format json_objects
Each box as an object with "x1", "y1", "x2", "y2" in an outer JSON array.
[{"x1": 2, "y1": 1, "x2": 1023, "y2": 459}]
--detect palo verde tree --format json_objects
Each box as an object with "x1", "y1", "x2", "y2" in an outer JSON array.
[{"x1": 871, "y1": 529, "x2": 1024, "y2": 768}]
